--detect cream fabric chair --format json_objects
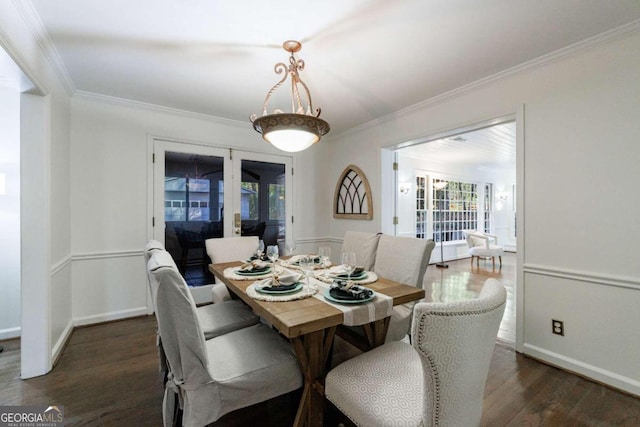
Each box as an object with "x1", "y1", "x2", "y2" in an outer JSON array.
[
  {"x1": 341, "y1": 231, "x2": 381, "y2": 271},
  {"x1": 205, "y1": 236, "x2": 259, "y2": 303},
  {"x1": 326, "y1": 278, "x2": 506, "y2": 427},
  {"x1": 336, "y1": 235, "x2": 434, "y2": 349},
  {"x1": 463, "y1": 230, "x2": 504, "y2": 269},
  {"x1": 374, "y1": 235, "x2": 435, "y2": 342},
  {"x1": 150, "y1": 261, "x2": 302, "y2": 427},
  {"x1": 145, "y1": 241, "x2": 259, "y2": 340}
]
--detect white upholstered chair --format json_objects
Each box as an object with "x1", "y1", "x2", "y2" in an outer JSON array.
[
  {"x1": 336, "y1": 235, "x2": 435, "y2": 349},
  {"x1": 463, "y1": 230, "x2": 504, "y2": 269},
  {"x1": 374, "y1": 235, "x2": 435, "y2": 342},
  {"x1": 145, "y1": 241, "x2": 259, "y2": 340},
  {"x1": 150, "y1": 262, "x2": 302, "y2": 427},
  {"x1": 326, "y1": 278, "x2": 507, "y2": 427},
  {"x1": 205, "y1": 236, "x2": 259, "y2": 303},
  {"x1": 341, "y1": 231, "x2": 381, "y2": 271}
]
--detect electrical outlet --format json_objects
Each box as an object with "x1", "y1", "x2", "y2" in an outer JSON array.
[{"x1": 552, "y1": 319, "x2": 564, "y2": 336}]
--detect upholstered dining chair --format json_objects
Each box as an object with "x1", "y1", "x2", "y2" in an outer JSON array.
[
  {"x1": 205, "y1": 236, "x2": 259, "y2": 303},
  {"x1": 373, "y1": 235, "x2": 435, "y2": 343},
  {"x1": 462, "y1": 230, "x2": 504, "y2": 269},
  {"x1": 146, "y1": 248, "x2": 259, "y2": 340},
  {"x1": 341, "y1": 231, "x2": 382, "y2": 271},
  {"x1": 336, "y1": 235, "x2": 434, "y2": 350},
  {"x1": 326, "y1": 278, "x2": 506, "y2": 427},
  {"x1": 150, "y1": 261, "x2": 302, "y2": 427}
]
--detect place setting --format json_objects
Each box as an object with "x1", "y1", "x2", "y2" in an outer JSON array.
[
  {"x1": 223, "y1": 259, "x2": 273, "y2": 280},
  {"x1": 247, "y1": 270, "x2": 318, "y2": 302},
  {"x1": 311, "y1": 251, "x2": 392, "y2": 326}
]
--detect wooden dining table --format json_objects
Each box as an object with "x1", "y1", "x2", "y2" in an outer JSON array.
[{"x1": 209, "y1": 260, "x2": 425, "y2": 427}]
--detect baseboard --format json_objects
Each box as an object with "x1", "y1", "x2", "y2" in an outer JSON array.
[
  {"x1": 51, "y1": 319, "x2": 74, "y2": 365},
  {"x1": 523, "y1": 343, "x2": 640, "y2": 397},
  {"x1": 0, "y1": 326, "x2": 21, "y2": 340},
  {"x1": 73, "y1": 307, "x2": 149, "y2": 327}
]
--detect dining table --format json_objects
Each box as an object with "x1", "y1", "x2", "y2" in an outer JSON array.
[{"x1": 209, "y1": 258, "x2": 425, "y2": 427}]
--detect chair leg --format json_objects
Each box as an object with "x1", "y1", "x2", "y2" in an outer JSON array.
[
  {"x1": 499, "y1": 256, "x2": 503, "y2": 268},
  {"x1": 476, "y1": 256, "x2": 479, "y2": 267},
  {"x1": 492, "y1": 257, "x2": 495, "y2": 269},
  {"x1": 470, "y1": 256, "x2": 473, "y2": 266}
]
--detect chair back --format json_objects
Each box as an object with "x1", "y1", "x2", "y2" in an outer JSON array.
[
  {"x1": 341, "y1": 231, "x2": 381, "y2": 271},
  {"x1": 144, "y1": 239, "x2": 165, "y2": 263},
  {"x1": 373, "y1": 235, "x2": 435, "y2": 288},
  {"x1": 150, "y1": 253, "x2": 211, "y2": 388},
  {"x1": 463, "y1": 230, "x2": 497, "y2": 249},
  {"x1": 146, "y1": 248, "x2": 178, "y2": 313},
  {"x1": 205, "y1": 236, "x2": 259, "y2": 263},
  {"x1": 412, "y1": 278, "x2": 506, "y2": 426}
]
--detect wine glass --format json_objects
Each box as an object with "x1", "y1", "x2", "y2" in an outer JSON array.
[
  {"x1": 299, "y1": 255, "x2": 315, "y2": 289},
  {"x1": 266, "y1": 245, "x2": 279, "y2": 264},
  {"x1": 341, "y1": 251, "x2": 356, "y2": 282},
  {"x1": 319, "y1": 246, "x2": 331, "y2": 267},
  {"x1": 256, "y1": 240, "x2": 265, "y2": 260},
  {"x1": 286, "y1": 240, "x2": 297, "y2": 256}
]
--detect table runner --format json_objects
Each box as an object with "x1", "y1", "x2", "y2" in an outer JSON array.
[{"x1": 310, "y1": 277, "x2": 392, "y2": 326}]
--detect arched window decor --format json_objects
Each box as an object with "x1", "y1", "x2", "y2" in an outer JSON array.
[{"x1": 333, "y1": 164, "x2": 373, "y2": 220}]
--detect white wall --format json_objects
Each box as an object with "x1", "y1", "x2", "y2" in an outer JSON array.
[
  {"x1": 0, "y1": 86, "x2": 21, "y2": 339},
  {"x1": 1, "y1": 1, "x2": 72, "y2": 376},
  {"x1": 69, "y1": 96, "x2": 330, "y2": 322},
  {"x1": 324, "y1": 31, "x2": 640, "y2": 395}
]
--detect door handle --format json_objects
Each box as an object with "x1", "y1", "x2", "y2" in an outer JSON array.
[{"x1": 234, "y1": 213, "x2": 241, "y2": 235}]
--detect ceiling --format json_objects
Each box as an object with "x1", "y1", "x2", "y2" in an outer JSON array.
[
  {"x1": 400, "y1": 121, "x2": 516, "y2": 174},
  {"x1": 25, "y1": 0, "x2": 640, "y2": 136}
]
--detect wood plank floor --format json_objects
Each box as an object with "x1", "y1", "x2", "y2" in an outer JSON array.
[{"x1": 2, "y1": 255, "x2": 639, "y2": 426}]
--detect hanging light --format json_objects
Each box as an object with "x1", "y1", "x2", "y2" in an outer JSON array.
[{"x1": 250, "y1": 40, "x2": 330, "y2": 152}]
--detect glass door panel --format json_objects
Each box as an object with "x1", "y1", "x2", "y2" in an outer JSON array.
[
  {"x1": 153, "y1": 141, "x2": 231, "y2": 301},
  {"x1": 164, "y1": 151, "x2": 225, "y2": 287},
  {"x1": 233, "y1": 152, "x2": 292, "y2": 256}
]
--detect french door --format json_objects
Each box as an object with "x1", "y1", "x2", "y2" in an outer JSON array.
[{"x1": 152, "y1": 139, "x2": 292, "y2": 303}]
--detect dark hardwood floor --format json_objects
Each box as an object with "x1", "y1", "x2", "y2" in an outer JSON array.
[{"x1": 2, "y1": 255, "x2": 639, "y2": 426}]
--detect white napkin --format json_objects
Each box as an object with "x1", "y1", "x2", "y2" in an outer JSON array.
[
  {"x1": 272, "y1": 272, "x2": 300, "y2": 286},
  {"x1": 239, "y1": 260, "x2": 269, "y2": 271}
]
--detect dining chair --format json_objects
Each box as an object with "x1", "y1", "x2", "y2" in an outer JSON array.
[
  {"x1": 335, "y1": 235, "x2": 435, "y2": 350},
  {"x1": 205, "y1": 236, "x2": 259, "y2": 303},
  {"x1": 147, "y1": 249, "x2": 259, "y2": 339},
  {"x1": 326, "y1": 278, "x2": 506, "y2": 427},
  {"x1": 341, "y1": 231, "x2": 382, "y2": 271},
  {"x1": 373, "y1": 235, "x2": 435, "y2": 342},
  {"x1": 151, "y1": 262, "x2": 302, "y2": 427}
]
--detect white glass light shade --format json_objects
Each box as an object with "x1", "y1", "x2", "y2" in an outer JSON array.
[
  {"x1": 252, "y1": 113, "x2": 329, "y2": 153},
  {"x1": 264, "y1": 129, "x2": 318, "y2": 152}
]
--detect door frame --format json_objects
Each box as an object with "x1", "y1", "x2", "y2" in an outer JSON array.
[{"x1": 146, "y1": 136, "x2": 293, "y2": 306}]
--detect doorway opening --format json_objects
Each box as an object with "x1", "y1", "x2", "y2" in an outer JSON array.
[{"x1": 388, "y1": 115, "x2": 519, "y2": 346}]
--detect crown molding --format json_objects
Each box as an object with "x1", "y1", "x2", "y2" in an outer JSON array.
[
  {"x1": 13, "y1": 0, "x2": 76, "y2": 96},
  {"x1": 332, "y1": 19, "x2": 640, "y2": 140},
  {"x1": 73, "y1": 90, "x2": 250, "y2": 129}
]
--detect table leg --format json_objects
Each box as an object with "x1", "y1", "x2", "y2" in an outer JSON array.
[
  {"x1": 291, "y1": 326, "x2": 336, "y2": 427},
  {"x1": 362, "y1": 316, "x2": 391, "y2": 349}
]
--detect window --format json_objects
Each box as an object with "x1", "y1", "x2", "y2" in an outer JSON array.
[
  {"x1": 241, "y1": 182, "x2": 259, "y2": 220},
  {"x1": 484, "y1": 183, "x2": 493, "y2": 233},
  {"x1": 433, "y1": 179, "x2": 479, "y2": 242},
  {"x1": 415, "y1": 176, "x2": 427, "y2": 238},
  {"x1": 164, "y1": 177, "x2": 211, "y2": 221},
  {"x1": 268, "y1": 183, "x2": 285, "y2": 220}
]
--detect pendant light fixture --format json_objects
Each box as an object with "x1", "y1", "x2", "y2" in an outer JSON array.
[{"x1": 250, "y1": 40, "x2": 330, "y2": 152}]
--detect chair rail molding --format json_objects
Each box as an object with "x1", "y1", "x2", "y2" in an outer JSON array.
[
  {"x1": 72, "y1": 249, "x2": 144, "y2": 261},
  {"x1": 523, "y1": 263, "x2": 640, "y2": 291}
]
